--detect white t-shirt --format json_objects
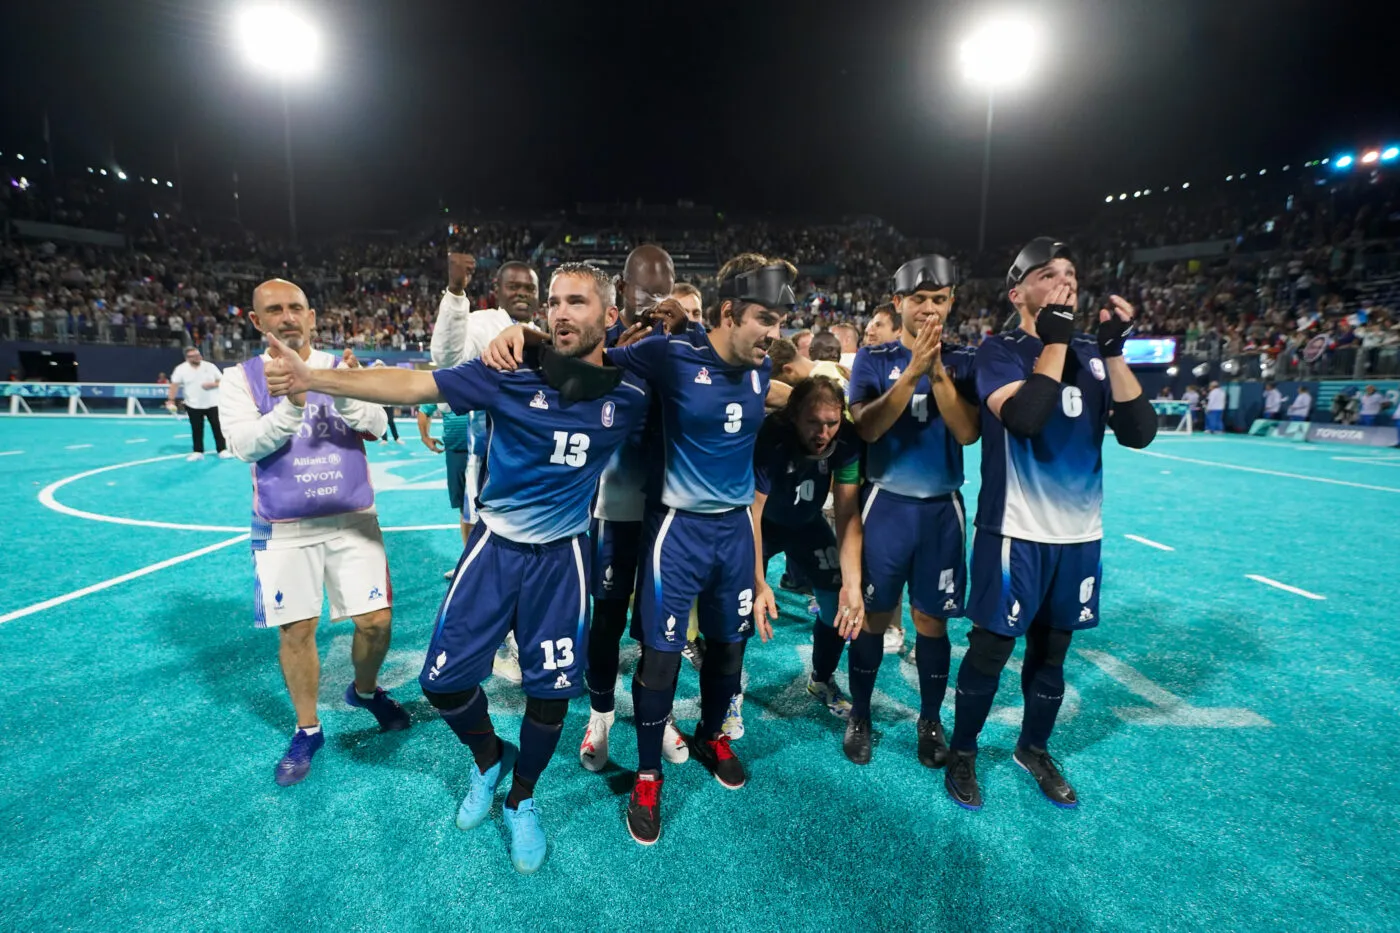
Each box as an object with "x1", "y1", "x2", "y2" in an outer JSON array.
[
  {"x1": 1288, "y1": 392, "x2": 1311, "y2": 417},
  {"x1": 1206, "y1": 388, "x2": 1226, "y2": 412},
  {"x1": 1183, "y1": 390, "x2": 1201, "y2": 411},
  {"x1": 1263, "y1": 388, "x2": 1283, "y2": 414},
  {"x1": 1359, "y1": 393, "x2": 1384, "y2": 417},
  {"x1": 170, "y1": 360, "x2": 223, "y2": 409}
]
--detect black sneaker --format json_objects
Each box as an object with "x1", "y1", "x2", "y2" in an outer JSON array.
[
  {"x1": 690, "y1": 733, "x2": 746, "y2": 789},
  {"x1": 945, "y1": 750, "x2": 982, "y2": 810},
  {"x1": 1014, "y1": 745, "x2": 1078, "y2": 808},
  {"x1": 916, "y1": 718, "x2": 948, "y2": 769},
  {"x1": 627, "y1": 770, "x2": 664, "y2": 845},
  {"x1": 843, "y1": 716, "x2": 872, "y2": 765}
]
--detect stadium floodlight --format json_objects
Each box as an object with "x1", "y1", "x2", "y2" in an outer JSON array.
[
  {"x1": 959, "y1": 15, "x2": 1040, "y2": 253},
  {"x1": 1226, "y1": 175, "x2": 1233, "y2": 181},
  {"x1": 1133, "y1": 190, "x2": 1141, "y2": 198},
  {"x1": 1118, "y1": 193, "x2": 1126, "y2": 200},
  {"x1": 1360, "y1": 150, "x2": 1380, "y2": 165},
  {"x1": 1182, "y1": 182, "x2": 1191, "y2": 189},
  {"x1": 236, "y1": 5, "x2": 321, "y2": 242},
  {"x1": 99, "y1": 169, "x2": 107, "y2": 176},
  {"x1": 1104, "y1": 195, "x2": 1113, "y2": 203},
  {"x1": 1258, "y1": 169, "x2": 1266, "y2": 175},
  {"x1": 1383, "y1": 147, "x2": 1399, "y2": 161},
  {"x1": 1322, "y1": 157, "x2": 1330, "y2": 165},
  {"x1": 1166, "y1": 365, "x2": 1179, "y2": 377},
  {"x1": 16, "y1": 153, "x2": 23, "y2": 161},
  {"x1": 1334, "y1": 154, "x2": 1354, "y2": 169},
  {"x1": 115, "y1": 170, "x2": 127, "y2": 180},
  {"x1": 167, "y1": 180, "x2": 174, "y2": 188},
  {"x1": 151, "y1": 177, "x2": 159, "y2": 185},
  {"x1": 1283, "y1": 164, "x2": 1290, "y2": 171}
]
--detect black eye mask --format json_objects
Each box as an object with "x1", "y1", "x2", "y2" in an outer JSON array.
[{"x1": 527, "y1": 344, "x2": 624, "y2": 403}]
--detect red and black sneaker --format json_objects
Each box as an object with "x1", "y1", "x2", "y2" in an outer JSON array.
[
  {"x1": 627, "y1": 770, "x2": 664, "y2": 845},
  {"x1": 690, "y1": 732, "x2": 747, "y2": 789}
]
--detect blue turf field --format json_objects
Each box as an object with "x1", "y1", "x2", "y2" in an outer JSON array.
[{"x1": 1, "y1": 415, "x2": 1397, "y2": 931}]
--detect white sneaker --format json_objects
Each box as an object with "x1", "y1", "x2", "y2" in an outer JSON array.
[
  {"x1": 883, "y1": 625, "x2": 904, "y2": 655},
  {"x1": 579, "y1": 709, "x2": 613, "y2": 772},
  {"x1": 185, "y1": 452, "x2": 204, "y2": 462},
  {"x1": 217, "y1": 449, "x2": 235, "y2": 459},
  {"x1": 807, "y1": 675, "x2": 853, "y2": 718},
  {"x1": 395, "y1": 438, "x2": 405, "y2": 445},
  {"x1": 379, "y1": 439, "x2": 388, "y2": 445},
  {"x1": 662, "y1": 716, "x2": 690, "y2": 764},
  {"x1": 492, "y1": 632, "x2": 522, "y2": 685},
  {"x1": 721, "y1": 694, "x2": 745, "y2": 740}
]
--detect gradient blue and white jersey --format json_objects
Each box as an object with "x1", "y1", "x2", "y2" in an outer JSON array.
[
  {"x1": 975, "y1": 331, "x2": 1109, "y2": 544},
  {"x1": 593, "y1": 322, "x2": 665, "y2": 522},
  {"x1": 848, "y1": 341, "x2": 978, "y2": 499},
  {"x1": 606, "y1": 330, "x2": 770, "y2": 513},
  {"x1": 433, "y1": 360, "x2": 650, "y2": 543}
]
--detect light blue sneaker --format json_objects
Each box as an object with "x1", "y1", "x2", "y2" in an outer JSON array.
[
  {"x1": 502, "y1": 799, "x2": 547, "y2": 874},
  {"x1": 455, "y1": 740, "x2": 518, "y2": 830}
]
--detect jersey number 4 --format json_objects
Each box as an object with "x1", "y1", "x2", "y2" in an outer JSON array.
[{"x1": 549, "y1": 431, "x2": 590, "y2": 467}]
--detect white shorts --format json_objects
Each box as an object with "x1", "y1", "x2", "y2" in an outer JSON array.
[{"x1": 252, "y1": 513, "x2": 392, "y2": 628}]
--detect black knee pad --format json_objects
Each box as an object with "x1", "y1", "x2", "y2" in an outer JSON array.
[
  {"x1": 704, "y1": 639, "x2": 746, "y2": 677},
  {"x1": 965, "y1": 627, "x2": 1016, "y2": 677},
  {"x1": 524, "y1": 696, "x2": 569, "y2": 727},
  {"x1": 636, "y1": 646, "x2": 683, "y2": 689},
  {"x1": 423, "y1": 685, "x2": 480, "y2": 711},
  {"x1": 1043, "y1": 628, "x2": 1072, "y2": 667}
]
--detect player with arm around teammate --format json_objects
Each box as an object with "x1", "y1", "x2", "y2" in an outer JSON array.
[
  {"x1": 845, "y1": 255, "x2": 980, "y2": 768},
  {"x1": 263, "y1": 263, "x2": 649, "y2": 873},
  {"x1": 944, "y1": 238, "x2": 1157, "y2": 811},
  {"x1": 750, "y1": 375, "x2": 866, "y2": 721}
]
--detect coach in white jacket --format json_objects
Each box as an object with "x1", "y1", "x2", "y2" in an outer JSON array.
[{"x1": 220, "y1": 278, "x2": 411, "y2": 788}]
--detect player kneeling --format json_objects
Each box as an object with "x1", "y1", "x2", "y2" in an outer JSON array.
[{"x1": 751, "y1": 375, "x2": 866, "y2": 719}]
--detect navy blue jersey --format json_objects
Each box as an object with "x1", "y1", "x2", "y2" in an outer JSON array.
[
  {"x1": 433, "y1": 360, "x2": 650, "y2": 543},
  {"x1": 593, "y1": 322, "x2": 667, "y2": 522},
  {"x1": 974, "y1": 330, "x2": 1110, "y2": 544},
  {"x1": 752, "y1": 415, "x2": 861, "y2": 528},
  {"x1": 606, "y1": 330, "x2": 770, "y2": 513},
  {"x1": 848, "y1": 341, "x2": 978, "y2": 499}
]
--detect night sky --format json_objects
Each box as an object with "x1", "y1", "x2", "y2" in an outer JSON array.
[{"x1": 2, "y1": 0, "x2": 1394, "y2": 244}]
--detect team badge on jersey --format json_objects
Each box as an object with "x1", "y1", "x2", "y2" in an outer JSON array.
[
  {"x1": 427, "y1": 651, "x2": 447, "y2": 681},
  {"x1": 751, "y1": 370, "x2": 762, "y2": 394},
  {"x1": 553, "y1": 672, "x2": 572, "y2": 689},
  {"x1": 888, "y1": 365, "x2": 902, "y2": 380},
  {"x1": 1090, "y1": 358, "x2": 1106, "y2": 381},
  {"x1": 601, "y1": 400, "x2": 615, "y2": 427},
  {"x1": 529, "y1": 390, "x2": 550, "y2": 410},
  {"x1": 694, "y1": 367, "x2": 712, "y2": 385}
]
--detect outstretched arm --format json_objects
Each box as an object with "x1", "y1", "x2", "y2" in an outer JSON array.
[{"x1": 264, "y1": 333, "x2": 443, "y2": 406}]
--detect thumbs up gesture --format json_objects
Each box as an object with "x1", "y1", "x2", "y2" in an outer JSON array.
[{"x1": 266, "y1": 332, "x2": 311, "y2": 405}]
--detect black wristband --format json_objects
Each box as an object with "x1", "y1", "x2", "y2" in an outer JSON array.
[
  {"x1": 1097, "y1": 313, "x2": 1130, "y2": 358},
  {"x1": 999, "y1": 373, "x2": 1061, "y2": 438},
  {"x1": 1109, "y1": 393, "x2": 1157, "y2": 448}
]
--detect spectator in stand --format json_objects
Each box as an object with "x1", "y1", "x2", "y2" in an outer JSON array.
[
  {"x1": 790, "y1": 329, "x2": 813, "y2": 359},
  {"x1": 167, "y1": 346, "x2": 231, "y2": 461},
  {"x1": 1262, "y1": 381, "x2": 1283, "y2": 420},
  {"x1": 156, "y1": 371, "x2": 170, "y2": 385},
  {"x1": 864, "y1": 303, "x2": 899, "y2": 346},
  {"x1": 1157, "y1": 387, "x2": 1173, "y2": 399},
  {"x1": 1288, "y1": 386, "x2": 1312, "y2": 422},
  {"x1": 1357, "y1": 385, "x2": 1385, "y2": 426},
  {"x1": 1205, "y1": 381, "x2": 1226, "y2": 434}
]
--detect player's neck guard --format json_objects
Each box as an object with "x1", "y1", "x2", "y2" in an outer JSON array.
[{"x1": 529, "y1": 344, "x2": 624, "y2": 402}]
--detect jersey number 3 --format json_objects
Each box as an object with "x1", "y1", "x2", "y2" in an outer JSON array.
[
  {"x1": 724, "y1": 402, "x2": 743, "y2": 434},
  {"x1": 549, "y1": 431, "x2": 590, "y2": 467}
]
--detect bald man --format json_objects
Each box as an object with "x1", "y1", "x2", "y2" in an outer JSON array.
[
  {"x1": 220, "y1": 278, "x2": 410, "y2": 788},
  {"x1": 430, "y1": 252, "x2": 543, "y2": 682},
  {"x1": 582, "y1": 245, "x2": 696, "y2": 771}
]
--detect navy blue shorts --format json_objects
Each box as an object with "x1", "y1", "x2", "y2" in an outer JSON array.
[
  {"x1": 445, "y1": 448, "x2": 469, "y2": 511},
  {"x1": 859, "y1": 486, "x2": 967, "y2": 618},
  {"x1": 637, "y1": 506, "x2": 756, "y2": 651},
  {"x1": 590, "y1": 517, "x2": 643, "y2": 603},
  {"x1": 966, "y1": 530, "x2": 1102, "y2": 637},
  {"x1": 762, "y1": 516, "x2": 841, "y2": 591},
  {"x1": 420, "y1": 523, "x2": 590, "y2": 698}
]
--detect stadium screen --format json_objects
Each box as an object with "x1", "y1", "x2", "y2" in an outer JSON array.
[{"x1": 1122, "y1": 337, "x2": 1177, "y2": 366}]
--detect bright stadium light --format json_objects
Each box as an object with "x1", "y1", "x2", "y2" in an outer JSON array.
[
  {"x1": 959, "y1": 15, "x2": 1040, "y2": 253},
  {"x1": 1226, "y1": 175, "x2": 1233, "y2": 181},
  {"x1": 1258, "y1": 169, "x2": 1266, "y2": 175},
  {"x1": 1360, "y1": 150, "x2": 1380, "y2": 165},
  {"x1": 99, "y1": 169, "x2": 108, "y2": 176},
  {"x1": 1182, "y1": 182, "x2": 1191, "y2": 189},
  {"x1": 1104, "y1": 195, "x2": 1113, "y2": 203},
  {"x1": 1118, "y1": 193, "x2": 1126, "y2": 200},
  {"x1": 16, "y1": 153, "x2": 23, "y2": 161},
  {"x1": 236, "y1": 6, "x2": 320, "y2": 77},
  {"x1": 167, "y1": 180, "x2": 174, "y2": 187},
  {"x1": 1334, "y1": 154, "x2": 1354, "y2": 169},
  {"x1": 1382, "y1": 147, "x2": 1399, "y2": 161},
  {"x1": 115, "y1": 170, "x2": 127, "y2": 180}
]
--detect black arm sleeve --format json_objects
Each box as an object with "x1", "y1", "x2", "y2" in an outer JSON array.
[
  {"x1": 998, "y1": 373, "x2": 1061, "y2": 438},
  {"x1": 1109, "y1": 392, "x2": 1158, "y2": 449}
]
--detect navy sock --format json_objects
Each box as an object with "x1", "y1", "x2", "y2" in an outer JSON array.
[
  {"x1": 699, "y1": 666, "x2": 742, "y2": 739},
  {"x1": 507, "y1": 712, "x2": 564, "y2": 808},
  {"x1": 847, "y1": 632, "x2": 883, "y2": 719},
  {"x1": 632, "y1": 675, "x2": 674, "y2": 772},
  {"x1": 1019, "y1": 663, "x2": 1066, "y2": 751},
  {"x1": 586, "y1": 598, "x2": 629, "y2": 714},
  {"x1": 438, "y1": 687, "x2": 500, "y2": 773},
  {"x1": 811, "y1": 620, "x2": 847, "y2": 685},
  {"x1": 915, "y1": 633, "x2": 951, "y2": 721},
  {"x1": 950, "y1": 659, "x2": 1001, "y2": 753}
]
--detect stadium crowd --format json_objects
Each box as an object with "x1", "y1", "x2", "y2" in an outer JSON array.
[{"x1": 3, "y1": 158, "x2": 1400, "y2": 375}]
